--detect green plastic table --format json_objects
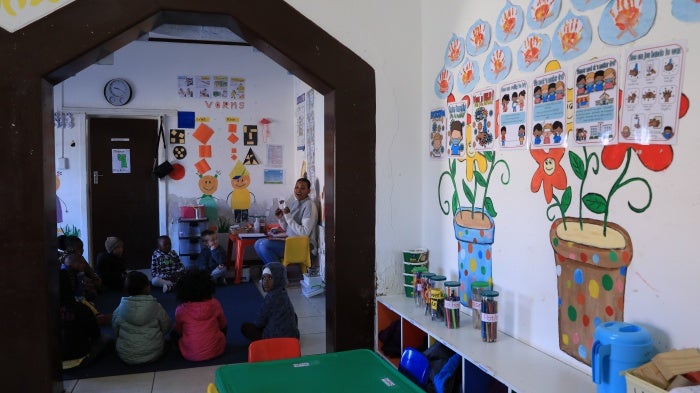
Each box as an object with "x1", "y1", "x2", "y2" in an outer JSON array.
[{"x1": 214, "y1": 349, "x2": 424, "y2": 393}]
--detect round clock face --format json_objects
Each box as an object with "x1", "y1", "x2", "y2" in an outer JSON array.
[{"x1": 104, "y1": 78, "x2": 132, "y2": 106}]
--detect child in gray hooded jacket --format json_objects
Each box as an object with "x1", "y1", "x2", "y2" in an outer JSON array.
[{"x1": 112, "y1": 271, "x2": 172, "y2": 365}]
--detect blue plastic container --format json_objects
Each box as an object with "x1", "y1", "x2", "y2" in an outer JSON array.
[{"x1": 591, "y1": 322, "x2": 655, "y2": 393}]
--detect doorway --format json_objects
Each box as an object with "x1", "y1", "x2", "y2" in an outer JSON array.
[{"x1": 88, "y1": 117, "x2": 160, "y2": 269}]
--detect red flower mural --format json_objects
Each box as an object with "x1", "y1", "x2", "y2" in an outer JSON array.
[{"x1": 602, "y1": 143, "x2": 674, "y2": 172}]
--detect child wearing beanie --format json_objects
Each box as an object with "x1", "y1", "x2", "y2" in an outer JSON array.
[{"x1": 96, "y1": 236, "x2": 127, "y2": 291}]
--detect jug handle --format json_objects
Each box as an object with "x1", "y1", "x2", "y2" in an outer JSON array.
[{"x1": 591, "y1": 341, "x2": 611, "y2": 384}]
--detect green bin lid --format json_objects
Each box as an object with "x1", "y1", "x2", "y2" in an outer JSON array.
[
  {"x1": 444, "y1": 280, "x2": 460, "y2": 287},
  {"x1": 422, "y1": 272, "x2": 436, "y2": 279},
  {"x1": 481, "y1": 290, "x2": 499, "y2": 298},
  {"x1": 411, "y1": 266, "x2": 428, "y2": 273},
  {"x1": 471, "y1": 281, "x2": 490, "y2": 289},
  {"x1": 430, "y1": 275, "x2": 446, "y2": 281}
]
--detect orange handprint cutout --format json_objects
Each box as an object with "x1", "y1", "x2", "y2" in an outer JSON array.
[
  {"x1": 448, "y1": 38, "x2": 462, "y2": 62},
  {"x1": 470, "y1": 24, "x2": 486, "y2": 49},
  {"x1": 501, "y1": 7, "x2": 519, "y2": 39},
  {"x1": 490, "y1": 49, "x2": 506, "y2": 79},
  {"x1": 522, "y1": 35, "x2": 543, "y2": 66},
  {"x1": 559, "y1": 17, "x2": 584, "y2": 53},
  {"x1": 460, "y1": 62, "x2": 475, "y2": 86},
  {"x1": 437, "y1": 69, "x2": 452, "y2": 95},
  {"x1": 531, "y1": 0, "x2": 555, "y2": 26},
  {"x1": 609, "y1": 0, "x2": 642, "y2": 39}
]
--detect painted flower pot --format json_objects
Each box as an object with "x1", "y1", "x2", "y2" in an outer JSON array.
[
  {"x1": 454, "y1": 207, "x2": 495, "y2": 310},
  {"x1": 550, "y1": 217, "x2": 633, "y2": 365}
]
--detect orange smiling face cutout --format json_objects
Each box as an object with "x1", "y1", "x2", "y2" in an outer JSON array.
[{"x1": 198, "y1": 174, "x2": 219, "y2": 195}]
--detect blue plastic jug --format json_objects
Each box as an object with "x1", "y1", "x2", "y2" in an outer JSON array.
[{"x1": 592, "y1": 322, "x2": 655, "y2": 393}]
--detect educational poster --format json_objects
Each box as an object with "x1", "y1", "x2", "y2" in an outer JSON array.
[
  {"x1": 111, "y1": 149, "x2": 131, "y2": 174},
  {"x1": 178, "y1": 75, "x2": 245, "y2": 103},
  {"x1": 495, "y1": 1, "x2": 524, "y2": 44},
  {"x1": 599, "y1": 0, "x2": 656, "y2": 46},
  {"x1": 470, "y1": 88, "x2": 496, "y2": 151},
  {"x1": 446, "y1": 101, "x2": 468, "y2": 158},
  {"x1": 526, "y1": 0, "x2": 561, "y2": 30},
  {"x1": 267, "y1": 145, "x2": 284, "y2": 168},
  {"x1": 552, "y1": 11, "x2": 592, "y2": 61},
  {"x1": 466, "y1": 19, "x2": 491, "y2": 56},
  {"x1": 672, "y1": 0, "x2": 700, "y2": 22},
  {"x1": 517, "y1": 33, "x2": 551, "y2": 72},
  {"x1": 620, "y1": 43, "x2": 685, "y2": 144},
  {"x1": 264, "y1": 169, "x2": 284, "y2": 184},
  {"x1": 444, "y1": 33, "x2": 465, "y2": 69},
  {"x1": 295, "y1": 93, "x2": 306, "y2": 151},
  {"x1": 484, "y1": 43, "x2": 512, "y2": 84},
  {"x1": 498, "y1": 80, "x2": 529, "y2": 149},
  {"x1": 573, "y1": 57, "x2": 619, "y2": 146},
  {"x1": 212, "y1": 76, "x2": 228, "y2": 98},
  {"x1": 434, "y1": 67, "x2": 454, "y2": 100},
  {"x1": 429, "y1": 108, "x2": 447, "y2": 159},
  {"x1": 177, "y1": 76, "x2": 194, "y2": 97},
  {"x1": 305, "y1": 89, "x2": 316, "y2": 184},
  {"x1": 455, "y1": 58, "x2": 480, "y2": 95},
  {"x1": 230, "y1": 78, "x2": 245, "y2": 100},
  {"x1": 532, "y1": 70, "x2": 567, "y2": 148},
  {"x1": 195, "y1": 75, "x2": 211, "y2": 98}
]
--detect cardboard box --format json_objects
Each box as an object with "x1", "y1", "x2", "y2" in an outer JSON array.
[{"x1": 303, "y1": 273, "x2": 323, "y2": 287}]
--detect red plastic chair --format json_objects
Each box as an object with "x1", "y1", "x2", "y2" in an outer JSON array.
[{"x1": 248, "y1": 337, "x2": 301, "y2": 362}]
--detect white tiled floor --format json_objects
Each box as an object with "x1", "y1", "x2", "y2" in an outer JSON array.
[{"x1": 63, "y1": 284, "x2": 326, "y2": 393}]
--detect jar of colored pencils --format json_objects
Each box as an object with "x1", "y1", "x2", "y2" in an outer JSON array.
[
  {"x1": 471, "y1": 281, "x2": 490, "y2": 330},
  {"x1": 412, "y1": 266, "x2": 428, "y2": 308},
  {"x1": 444, "y1": 281, "x2": 460, "y2": 329},
  {"x1": 429, "y1": 275, "x2": 446, "y2": 322},
  {"x1": 481, "y1": 290, "x2": 499, "y2": 342}
]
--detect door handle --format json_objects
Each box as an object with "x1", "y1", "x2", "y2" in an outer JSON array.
[{"x1": 92, "y1": 170, "x2": 103, "y2": 185}]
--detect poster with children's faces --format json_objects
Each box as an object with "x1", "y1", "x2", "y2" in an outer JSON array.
[
  {"x1": 573, "y1": 57, "x2": 619, "y2": 146},
  {"x1": 470, "y1": 88, "x2": 497, "y2": 152},
  {"x1": 531, "y1": 70, "x2": 567, "y2": 149},
  {"x1": 620, "y1": 43, "x2": 685, "y2": 145},
  {"x1": 498, "y1": 80, "x2": 529, "y2": 150},
  {"x1": 429, "y1": 108, "x2": 447, "y2": 159},
  {"x1": 446, "y1": 100, "x2": 469, "y2": 158}
]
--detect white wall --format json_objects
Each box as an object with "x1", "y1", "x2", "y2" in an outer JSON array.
[
  {"x1": 421, "y1": 1, "x2": 700, "y2": 372},
  {"x1": 55, "y1": 40, "x2": 298, "y2": 257}
]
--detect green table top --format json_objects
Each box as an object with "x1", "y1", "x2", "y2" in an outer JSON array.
[{"x1": 215, "y1": 349, "x2": 423, "y2": 393}]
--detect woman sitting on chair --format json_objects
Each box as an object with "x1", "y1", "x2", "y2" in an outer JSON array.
[{"x1": 254, "y1": 178, "x2": 318, "y2": 264}]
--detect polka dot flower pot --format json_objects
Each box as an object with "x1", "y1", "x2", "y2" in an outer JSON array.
[
  {"x1": 454, "y1": 207, "x2": 495, "y2": 310},
  {"x1": 550, "y1": 217, "x2": 633, "y2": 365}
]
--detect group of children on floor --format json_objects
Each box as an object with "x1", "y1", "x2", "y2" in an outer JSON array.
[{"x1": 59, "y1": 230, "x2": 299, "y2": 370}]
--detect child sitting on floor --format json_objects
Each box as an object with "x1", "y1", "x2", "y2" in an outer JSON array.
[
  {"x1": 240, "y1": 262, "x2": 300, "y2": 341},
  {"x1": 174, "y1": 269, "x2": 227, "y2": 361},
  {"x1": 62, "y1": 253, "x2": 111, "y2": 325},
  {"x1": 96, "y1": 236, "x2": 127, "y2": 291},
  {"x1": 195, "y1": 229, "x2": 227, "y2": 285},
  {"x1": 112, "y1": 271, "x2": 172, "y2": 365},
  {"x1": 151, "y1": 235, "x2": 185, "y2": 293}
]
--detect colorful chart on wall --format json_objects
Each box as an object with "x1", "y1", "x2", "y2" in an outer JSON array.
[
  {"x1": 552, "y1": 11, "x2": 592, "y2": 61},
  {"x1": 599, "y1": 0, "x2": 656, "y2": 46},
  {"x1": 444, "y1": 34, "x2": 465, "y2": 69},
  {"x1": 454, "y1": 58, "x2": 480, "y2": 95},
  {"x1": 526, "y1": 0, "x2": 562, "y2": 30},
  {"x1": 571, "y1": 0, "x2": 610, "y2": 11},
  {"x1": 498, "y1": 80, "x2": 529, "y2": 150},
  {"x1": 446, "y1": 101, "x2": 468, "y2": 158},
  {"x1": 620, "y1": 42, "x2": 685, "y2": 145},
  {"x1": 429, "y1": 108, "x2": 447, "y2": 159},
  {"x1": 532, "y1": 70, "x2": 567, "y2": 148},
  {"x1": 434, "y1": 67, "x2": 454, "y2": 100},
  {"x1": 672, "y1": 0, "x2": 700, "y2": 22},
  {"x1": 470, "y1": 88, "x2": 496, "y2": 152},
  {"x1": 517, "y1": 33, "x2": 551, "y2": 72},
  {"x1": 466, "y1": 19, "x2": 492, "y2": 56},
  {"x1": 484, "y1": 44, "x2": 512, "y2": 84},
  {"x1": 572, "y1": 57, "x2": 620, "y2": 147},
  {"x1": 495, "y1": 1, "x2": 524, "y2": 44}
]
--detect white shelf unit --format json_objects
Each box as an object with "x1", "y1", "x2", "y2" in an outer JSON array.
[
  {"x1": 177, "y1": 218, "x2": 208, "y2": 265},
  {"x1": 376, "y1": 295, "x2": 595, "y2": 393}
]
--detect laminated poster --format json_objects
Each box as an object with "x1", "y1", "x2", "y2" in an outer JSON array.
[
  {"x1": 526, "y1": 0, "x2": 562, "y2": 30},
  {"x1": 470, "y1": 88, "x2": 496, "y2": 152},
  {"x1": 516, "y1": 33, "x2": 551, "y2": 73},
  {"x1": 498, "y1": 80, "x2": 529, "y2": 150},
  {"x1": 483, "y1": 43, "x2": 512, "y2": 84},
  {"x1": 599, "y1": 0, "x2": 656, "y2": 46},
  {"x1": 531, "y1": 70, "x2": 567, "y2": 149},
  {"x1": 111, "y1": 149, "x2": 131, "y2": 174},
  {"x1": 466, "y1": 19, "x2": 492, "y2": 56},
  {"x1": 444, "y1": 34, "x2": 465, "y2": 69},
  {"x1": 572, "y1": 57, "x2": 619, "y2": 147},
  {"x1": 454, "y1": 58, "x2": 480, "y2": 95},
  {"x1": 495, "y1": 1, "x2": 524, "y2": 44},
  {"x1": 552, "y1": 11, "x2": 592, "y2": 61},
  {"x1": 446, "y1": 101, "x2": 468, "y2": 158},
  {"x1": 620, "y1": 43, "x2": 685, "y2": 145},
  {"x1": 429, "y1": 108, "x2": 447, "y2": 159},
  {"x1": 672, "y1": 0, "x2": 700, "y2": 22}
]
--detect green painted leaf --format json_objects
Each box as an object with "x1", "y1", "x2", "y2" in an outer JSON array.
[
  {"x1": 462, "y1": 179, "x2": 475, "y2": 204},
  {"x1": 451, "y1": 191, "x2": 459, "y2": 215},
  {"x1": 484, "y1": 151, "x2": 494, "y2": 162},
  {"x1": 484, "y1": 197, "x2": 497, "y2": 217},
  {"x1": 569, "y1": 151, "x2": 585, "y2": 180},
  {"x1": 450, "y1": 159, "x2": 456, "y2": 177},
  {"x1": 583, "y1": 193, "x2": 607, "y2": 214},
  {"x1": 561, "y1": 187, "x2": 572, "y2": 213},
  {"x1": 474, "y1": 171, "x2": 487, "y2": 187}
]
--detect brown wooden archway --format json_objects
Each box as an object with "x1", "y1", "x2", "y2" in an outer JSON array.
[{"x1": 0, "y1": 2, "x2": 375, "y2": 391}]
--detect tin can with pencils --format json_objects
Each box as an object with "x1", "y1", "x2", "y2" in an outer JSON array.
[
  {"x1": 444, "y1": 281, "x2": 460, "y2": 329},
  {"x1": 481, "y1": 290, "x2": 499, "y2": 342}
]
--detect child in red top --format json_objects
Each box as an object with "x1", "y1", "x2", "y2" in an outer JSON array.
[{"x1": 174, "y1": 269, "x2": 227, "y2": 361}]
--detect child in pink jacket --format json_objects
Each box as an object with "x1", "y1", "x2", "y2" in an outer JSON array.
[{"x1": 174, "y1": 269, "x2": 227, "y2": 361}]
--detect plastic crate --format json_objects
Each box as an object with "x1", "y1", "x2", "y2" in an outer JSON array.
[{"x1": 624, "y1": 372, "x2": 667, "y2": 393}]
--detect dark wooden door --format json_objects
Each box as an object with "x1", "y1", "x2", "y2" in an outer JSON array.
[{"x1": 89, "y1": 117, "x2": 159, "y2": 269}]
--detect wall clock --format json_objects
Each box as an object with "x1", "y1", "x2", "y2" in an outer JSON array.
[{"x1": 104, "y1": 78, "x2": 132, "y2": 106}]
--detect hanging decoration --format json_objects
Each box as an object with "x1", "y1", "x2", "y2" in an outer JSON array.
[
  {"x1": 672, "y1": 0, "x2": 700, "y2": 22},
  {"x1": 483, "y1": 44, "x2": 512, "y2": 84},
  {"x1": 599, "y1": 0, "x2": 656, "y2": 46},
  {"x1": 444, "y1": 33, "x2": 466, "y2": 69},
  {"x1": 434, "y1": 67, "x2": 454, "y2": 100},
  {"x1": 552, "y1": 10, "x2": 592, "y2": 61},
  {"x1": 517, "y1": 33, "x2": 551, "y2": 72},
  {"x1": 571, "y1": 0, "x2": 611, "y2": 11},
  {"x1": 455, "y1": 58, "x2": 480, "y2": 95},
  {"x1": 466, "y1": 19, "x2": 492, "y2": 56},
  {"x1": 260, "y1": 118, "x2": 271, "y2": 144},
  {"x1": 495, "y1": 1, "x2": 524, "y2": 44},
  {"x1": 526, "y1": 0, "x2": 562, "y2": 30}
]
